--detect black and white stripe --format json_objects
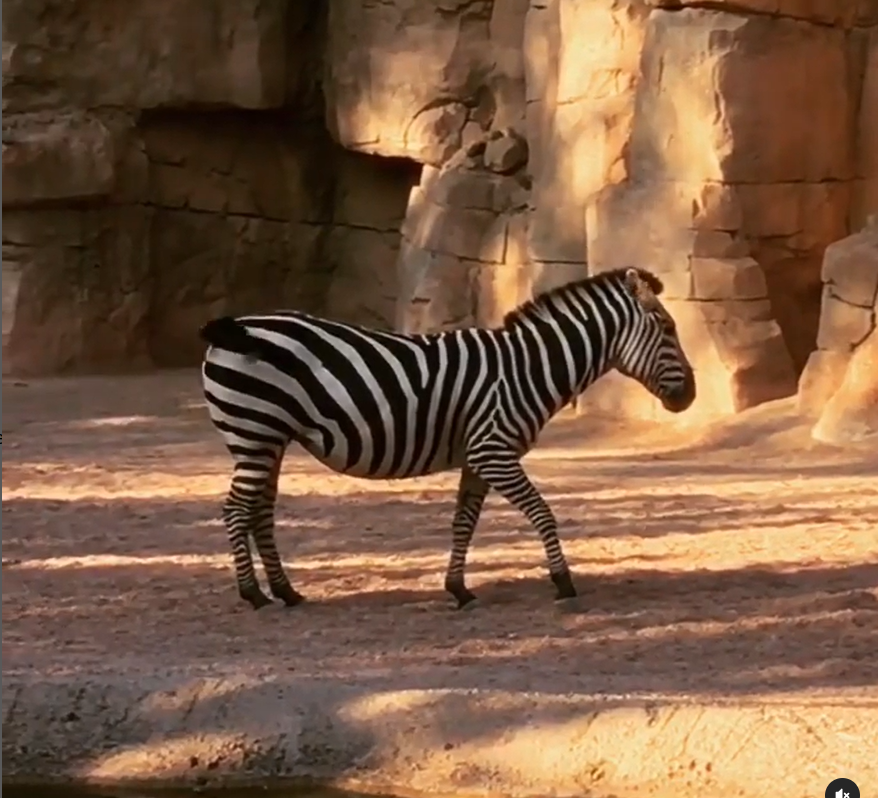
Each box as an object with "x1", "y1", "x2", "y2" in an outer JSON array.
[{"x1": 200, "y1": 267, "x2": 696, "y2": 610}]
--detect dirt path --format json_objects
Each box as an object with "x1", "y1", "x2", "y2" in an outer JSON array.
[{"x1": 3, "y1": 371, "x2": 876, "y2": 702}]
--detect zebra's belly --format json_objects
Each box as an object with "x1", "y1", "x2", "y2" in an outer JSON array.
[{"x1": 298, "y1": 435, "x2": 465, "y2": 480}]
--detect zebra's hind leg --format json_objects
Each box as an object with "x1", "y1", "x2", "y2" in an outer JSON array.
[
  {"x1": 222, "y1": 474, "x2": 272, "y2": 610},
  {"x1": 251, "y1": 452, "x2": 305, "y2": 607},
  {"x1": 444, "y1": 466, "x2": 490, "y2": 609},
  {"x1": 467, "y1": 446, "x2": 577, "y2": 603}
]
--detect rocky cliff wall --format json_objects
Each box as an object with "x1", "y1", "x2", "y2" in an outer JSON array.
[
  {"x1": 330, "y1": 0, "x2": 876, "y2": 420},
  {"x1": 2, "y1": 1, "x2": 418, "y2": 372},
  {"x1": 3, "y1": 0, "x2": 876, "y2": 424}
]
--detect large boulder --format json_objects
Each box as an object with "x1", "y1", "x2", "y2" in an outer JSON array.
[
  {"x1": 798, "y1": 219, "x2": 878, "y2": 444},
  {"x1": 811, "y1": 328, "x2": 878, "y2": 444}
]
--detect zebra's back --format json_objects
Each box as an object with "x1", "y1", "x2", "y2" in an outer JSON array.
[{"x1": 201, "y1": 312, "x2": 500, "y2": 479}]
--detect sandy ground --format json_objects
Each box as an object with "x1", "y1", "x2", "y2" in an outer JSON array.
[{"x1": 2, "y1": 370, "x2": 877, "y2": 702}]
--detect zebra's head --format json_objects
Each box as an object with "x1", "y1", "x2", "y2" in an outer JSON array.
[{"x1": 611, "y1": 268, "x2": 696, "y2": 414}]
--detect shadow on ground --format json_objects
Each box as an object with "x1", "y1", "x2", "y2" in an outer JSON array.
[
  {"x1": 3, "y1": 371, "x2": 878, "y2": 788},
  {"x1": 3, "y1": 481, "x2": 877, "y2": 697}
]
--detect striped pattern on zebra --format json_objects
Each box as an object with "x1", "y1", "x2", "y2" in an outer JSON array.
[{"x1": 200, "y1": 267, "x2": 696, "y2": 610}]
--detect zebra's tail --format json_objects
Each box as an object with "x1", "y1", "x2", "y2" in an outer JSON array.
[{"x1": 200, "y1": 316, "x2": 271, "y2": 359}]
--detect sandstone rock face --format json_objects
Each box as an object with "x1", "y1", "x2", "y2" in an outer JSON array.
[
  {"x1": 2, "y1": 2, "x2": 417, "y2": 375},
  {"x1": 3, "y1": 207, "x2": 155, "y2": 374},
  {"x1": 3, "y1": 1, "x2": 288, "y2": 112},
  {"x1": 325, "y1": 0, "x2": 528, "y2": 160},
  {"x1": 3, "y1": 0, "x2": 876, "y2": 428},
  {"x1": 2, "y1": 116, "x2": 117, "y2": 206},
  {"x1": 396, "y1": 130, "x2": 538, "y2": 335},
  {"x1": 854, "y1": 27, "x2": 878, "y2": 230},
  {"x1": 810, "y1": 328, "x2": 878, "y2": 444},
  {"x1": 648, "y1": 0, "x2": 876, "y2": 27},
  {"x1": 798, "y1": 221, "x2": 878, "y2": 443},
  {"x1": 341, "y1": 0, "x2": 874, "y2": 421}
]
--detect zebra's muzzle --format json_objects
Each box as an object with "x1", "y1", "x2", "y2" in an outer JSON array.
[{"x1": 660, "y1": 370, "x2": 696, "y2": 413}]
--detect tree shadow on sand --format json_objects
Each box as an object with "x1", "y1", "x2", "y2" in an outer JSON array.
[
  {"x1": 5, "y1": 558, "x2": 877, "y2": 788},
  {"x1": 3, "y1": 483, "x2": 872, "y2": 563}
]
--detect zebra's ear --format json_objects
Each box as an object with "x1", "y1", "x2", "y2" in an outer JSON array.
[{"x1": 624, "y1": 267, "x2": 660, "y2": 310}]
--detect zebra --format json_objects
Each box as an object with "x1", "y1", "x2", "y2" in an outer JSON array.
[{"x1": 199, "y1": 266, "x2": 696, "y2": 611}]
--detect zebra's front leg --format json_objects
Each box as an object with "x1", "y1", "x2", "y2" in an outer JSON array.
[
  {"x1": 444, "y1": 466, "x2": 490, "y2": 609},
  {"x1": 251, "y1": 455, "x2": 305, "y2": 607},
  {"x1": 467, "y1": 448, "x2": 577, "y2": 602}
]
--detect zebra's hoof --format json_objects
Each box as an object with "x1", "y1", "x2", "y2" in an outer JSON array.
[
  {"x1": 282, "y1": 592, "x2": 306, "y2": 608},
  {"x1": 458, "y1": 597, "x2": 480, "y2": 611},
  {"x1": 445, "y1": 578, "x2": 478, "y2": 610},
  {"x1": 553, "y1": 596, "x2": 585, "y2": 615},
  {"x1": 244, "y1": 592, "x2": 273, "y2": 610},
  {"x1": 272, "y1": 584, "x2": 306, "y2": 607},
  {"x1": 550, "y1": 570, "x2": 578, "y2": 600}
]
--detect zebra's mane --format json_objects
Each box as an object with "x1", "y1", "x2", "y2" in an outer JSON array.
[{"x1": 499, "y1": 267, "x2": 664, "y2": 329}]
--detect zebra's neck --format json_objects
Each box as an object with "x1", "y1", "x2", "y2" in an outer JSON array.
[{"x1": 503, "y1": 281, "x2": 624, "y2": 414}]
